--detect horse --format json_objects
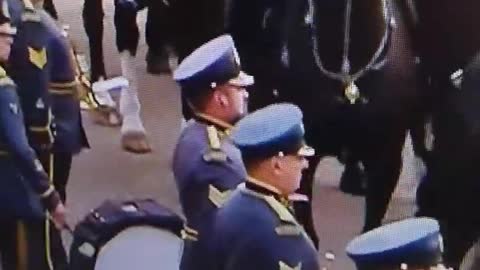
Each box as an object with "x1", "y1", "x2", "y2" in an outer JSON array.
[
  {"x1": 227, "y1": 0, "x2": 423, "y2": 247},
  {"x1": 396, "y1": 0, "x2": 480, "y2": 268}
]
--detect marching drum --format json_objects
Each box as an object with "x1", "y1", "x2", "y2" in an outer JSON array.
[{"x1": 69, "y1": 199, "x2": 184, "y2": 270}]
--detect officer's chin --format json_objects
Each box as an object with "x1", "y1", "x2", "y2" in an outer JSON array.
[
  {"x1": 231, "y1": 108, "x2": 248, "y2": 124},
  {"x1": 231, "y1": 114, "x2": 244, "y2": 125}
]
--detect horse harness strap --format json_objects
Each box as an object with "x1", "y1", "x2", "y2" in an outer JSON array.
[{"x1": 306, "y1": 0, "x2": 392, "y2": 104}]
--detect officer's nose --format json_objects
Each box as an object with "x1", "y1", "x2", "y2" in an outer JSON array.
[{"x1": 242, "y1": 89, "x2": 249, "y2": 99}]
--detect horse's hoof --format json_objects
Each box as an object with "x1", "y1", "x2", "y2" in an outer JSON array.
[
  {"x1": 339, "y1": 164, "x2": 367, "y2": 196},
  {"x1": 121, "y1": 131, "x2": 152, "y2": 154},
  {"x1": 146, "y1": 50, "x2": 171, "y2": 75},
  {"x1": 90, "y1": 106, "x2": 123, "y2": 127},
  {"x1": 147, "y1": 60, "x2": 171, "y2": 75},
  {"x1": 339, "y1": 179, "x2": 366, "y2": 196}
]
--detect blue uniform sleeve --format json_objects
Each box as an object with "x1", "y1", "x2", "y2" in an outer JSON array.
[
  {"x1": 0, "y1": 84, "x2": 60, "y2": 210},
  {"x1": 42, "y1": 12, "x2": 90, "y2": 153},
  {"x1": 47, "y1": 32, "x2": 76, "y2": 86},
  {"x1": 193, "y1": 157, "x2": 245, "y2": 190}
]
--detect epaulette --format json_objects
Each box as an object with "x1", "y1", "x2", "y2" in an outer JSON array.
[
  {"x1": 241, "y1": 185, "x2": 296, "y2": 224},
  {"x1": 240, "y1": 186, "x2": 309, "y2": 237},
  {"x1": 266, "y1": 196, "x2": 310, "y2": 238},
  {"x1": 0, "y1": 67, "x2": 15, "y2": 87},
  {"x1": 22, "y1": 0, "x2": 34, "y2": 10},
  {"x1": 0, "y1": 76, "x2": 15, "y2": 87},
  {"x1": 263, "y1": 196, "x2": 297, "y2": 224},
  {"x1": 275, "y1": 224, "x2": 303, "y2": 236},
  {"x1": 202, "y1": 125, "x2": 228, "y2": 163},
  {"x1": 0, "y1": 66, "x2": 7, "y2": 78},
  {"x1": 21, "y1": 4, "x2": 40, "y2": 22},
  {"x1": 21, "y1": 12, "x2": 41, "y2": 22}
]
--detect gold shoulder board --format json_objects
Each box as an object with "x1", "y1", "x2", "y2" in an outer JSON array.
[
  {"x1": 0, "y1": 77, "x2": 15, "y2": 87},
  {"x1": 264, "y1": 196, "x2": 297, "y2": 224},
  {"x1": 275, "y1": 225, "x2": 302, "y2": 236},
  {"x1": 203, "y1": 125, "x2": 227, "y2": 163}
]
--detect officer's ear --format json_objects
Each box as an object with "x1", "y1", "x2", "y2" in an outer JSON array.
[
  {"x1": 271, "y1": 156, "x2": 283, "y2": 176},
  {"x1": 214, "y1": 88, "x2": 230, "y2": 108}
]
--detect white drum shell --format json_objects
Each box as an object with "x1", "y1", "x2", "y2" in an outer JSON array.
[{"x1": 94, "y1": 225, "x2": 184, "y2": 270}]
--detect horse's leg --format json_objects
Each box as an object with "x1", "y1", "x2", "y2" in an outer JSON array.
[
  {"x1": 145, "y1": 1, "x2": 171, "y2": 74},
  {"x1": 339, "y1": 156, "x2": 367, "y2": 196},
  {"x1": 293, "y1": 155, "x2": 321, "y2": 249},
  {"x1": 113, "y1": 0, "x2": 152, "y2": 153},
  {"x1": 43, "y1": 0, "x2": 58, "y2": 19},
  {"x1": 409, "y1": 111, "x2": 432, "y2": 180},
  {"x1": 362, "y1": 129, "x2": 406, "y2": 232}
]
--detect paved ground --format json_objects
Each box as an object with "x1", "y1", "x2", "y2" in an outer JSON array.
[{"x1": 2, "y1": 2, "x2": 423, "y2": 269}]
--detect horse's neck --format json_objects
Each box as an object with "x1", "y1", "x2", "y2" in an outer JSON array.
[{"x1": 349, "y1": 0, "x2": 389, "y2": 73}]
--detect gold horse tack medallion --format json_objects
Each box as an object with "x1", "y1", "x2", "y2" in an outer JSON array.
[{"x1": 344, "y1": 81, "x2": 360, "y2": 104}]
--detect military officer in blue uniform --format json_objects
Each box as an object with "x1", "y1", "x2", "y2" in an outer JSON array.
[
  {"x1": 0, "y1": 1, "x2": 67, "y2": 269},
  {"x1": 39, "y1": 9, "x2": 90, "y2": 202},
  {"x1": 7, "y1": 0, "x2": 53, "y2": 159},
  {"x1": 172, "y1": 34, "x2": 253, "y2": 270},
  {"x1": 213, "y1": 103, "x2": 319, "y2": 270},
  {"x1": 346, "y1": 217, "x2": 444, "y2": 270},
  {"x1": 5, "y1": 0, "x2": 70, "y2": 268}
]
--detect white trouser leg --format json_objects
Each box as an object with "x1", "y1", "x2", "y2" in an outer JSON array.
[
  {"x1": 92, "y1": 76, "x2": 117, "y2": 108},
  {"x1": 119, "y1": 51, "x2": 146, "y2": 134}
]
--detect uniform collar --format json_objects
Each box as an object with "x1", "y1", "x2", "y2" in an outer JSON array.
[
  {"x1": 194, "y1": 112, "x2": 233, "y2": 133},
  {"x1": 0, "y1": 65, "x2": 6, "y2": 77},
  {"x1": 245, "y1": 176, "x2": 290, "y2": 207}
]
